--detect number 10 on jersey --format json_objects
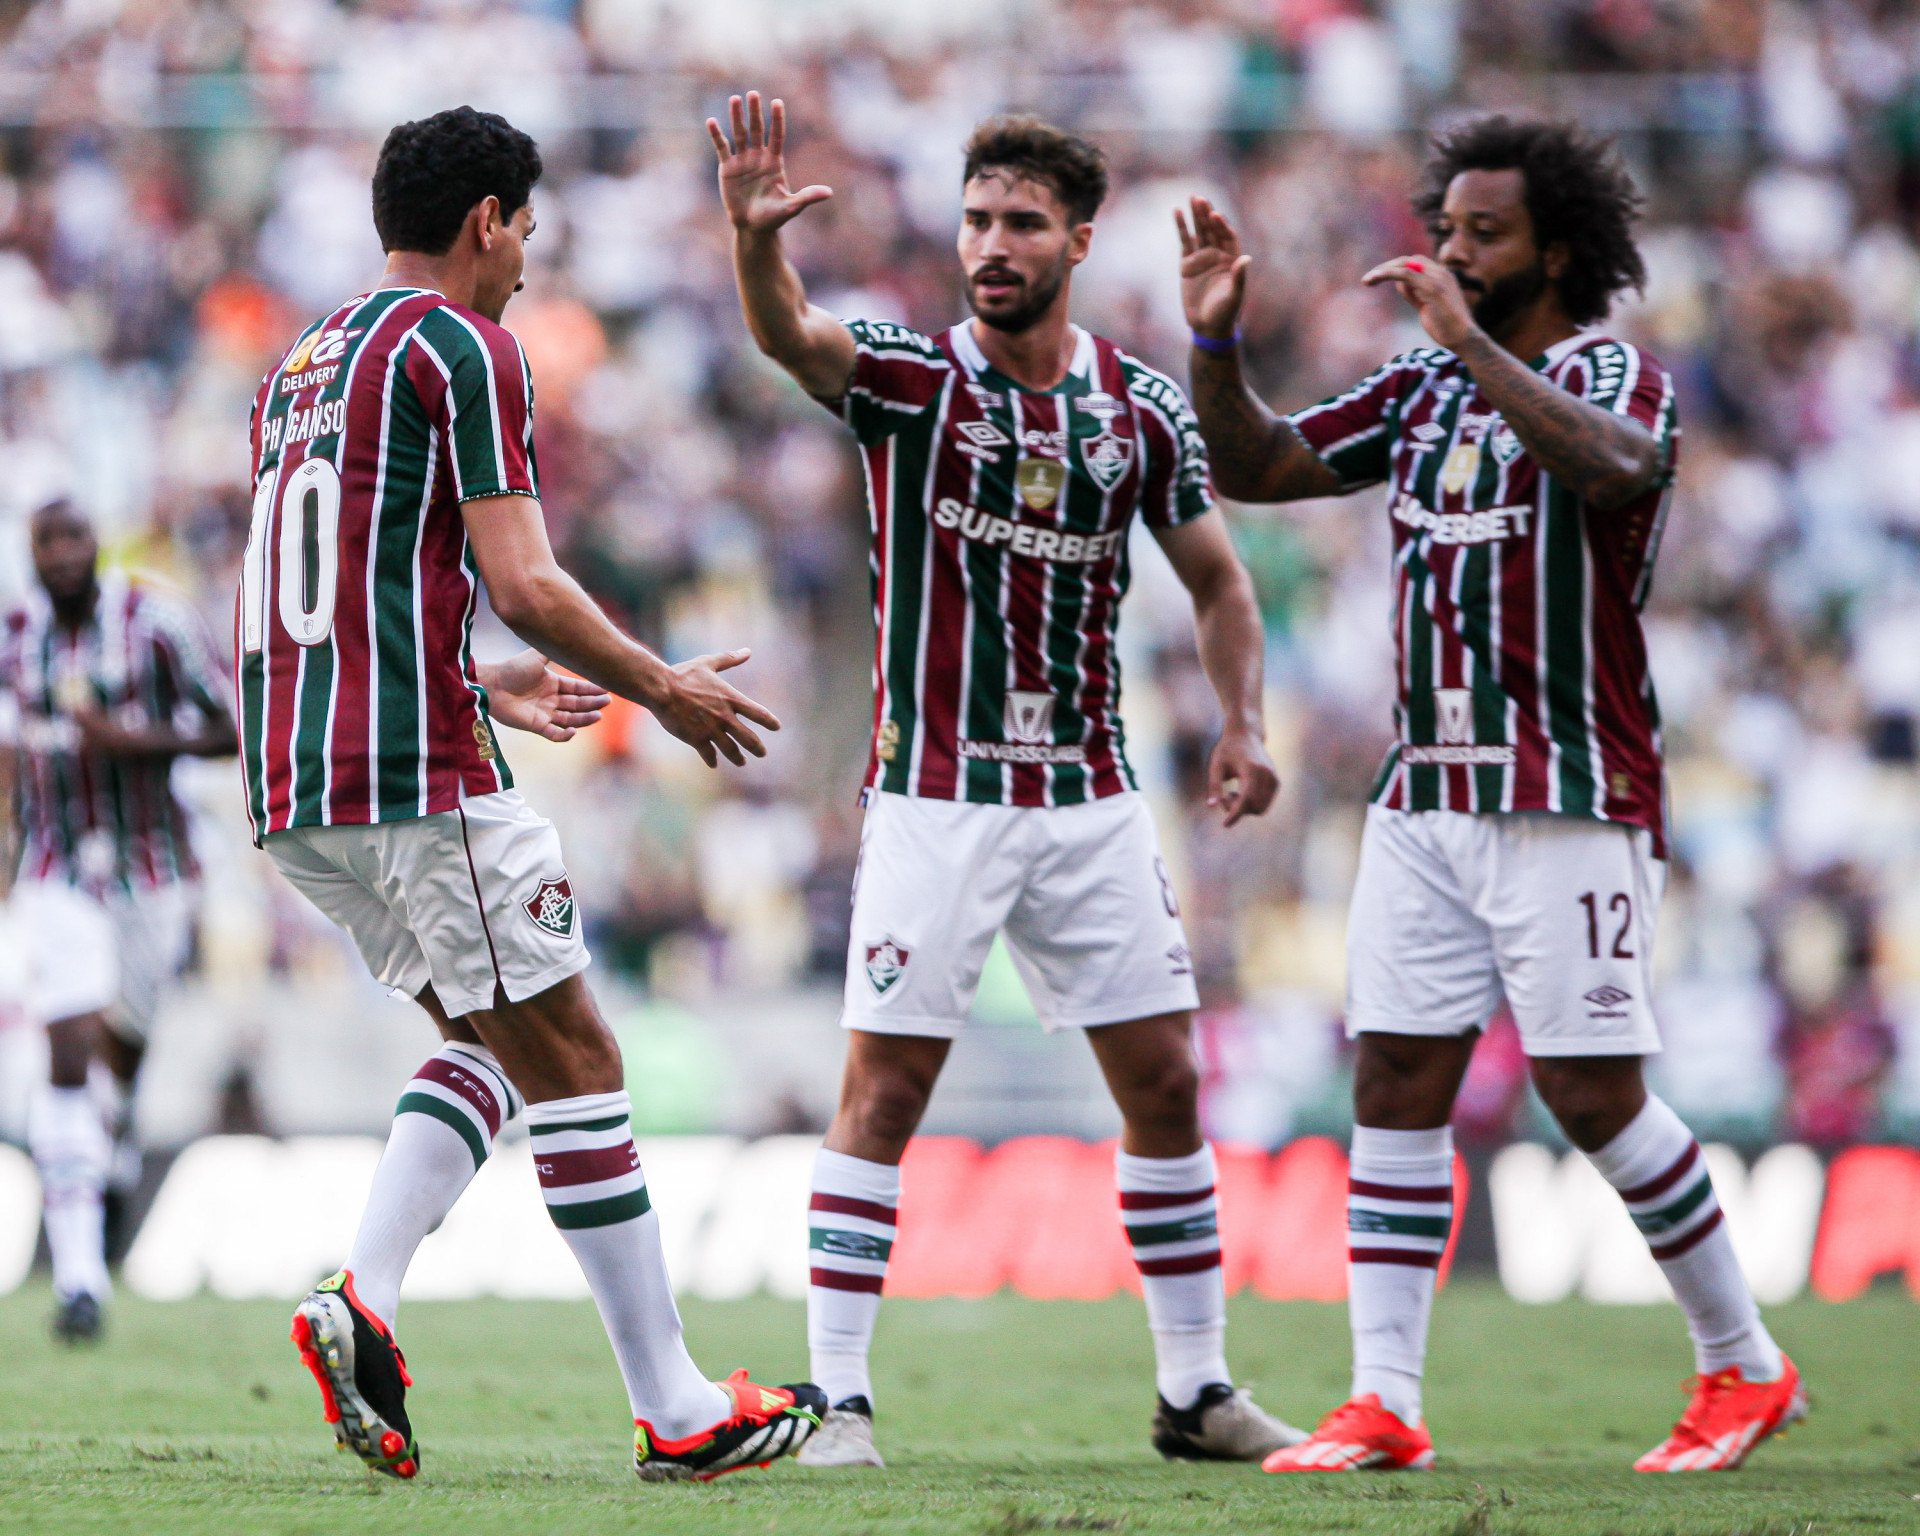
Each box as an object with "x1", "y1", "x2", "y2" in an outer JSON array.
[{"x1": 242, "y1": 458, "x2": 342, "y2": 653}]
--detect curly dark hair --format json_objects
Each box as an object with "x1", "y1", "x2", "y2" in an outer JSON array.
[
  {"x1": 371, "y1": 106, "x2": 543, "y2": 256},
  {"x1": 1412, "y1": 115, "x2": 1646, "y2": 327},
  {"x1": 963, "y1": 115, "x2": 1108, "y2": 226}
]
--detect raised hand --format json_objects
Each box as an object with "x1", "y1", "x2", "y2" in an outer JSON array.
[
  {"x1": 708, "y1": 91, "x2": 833, "y2": 235},
  {"x1": 653, "y1": 648, "x2": 782, "y2": 769},
  {"x1": 1176, "y1": 196, "x2": 1251, "y2": 340},
  {"x1": 481, "y1": 650, "x2": 611, "y2": 743},
  {"x1": 1362, "y1": 255, "x2": 1475, "y2": 352}
]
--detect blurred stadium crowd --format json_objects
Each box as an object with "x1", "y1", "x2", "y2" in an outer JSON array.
[{"x1": 0, "y1": 0, "x2": 1916, "y2": 1152}]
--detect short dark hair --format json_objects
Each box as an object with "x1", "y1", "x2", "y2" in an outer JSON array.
[
  {"x1": 371, "y1": 106, "x2": 543, "y2": 256},
  {"x1": 1413, "y1": 115, "x2": 1646, "y2": 327},
  {"x1": 963, "y1": 115, "x2": 1108, "y2": 226}
]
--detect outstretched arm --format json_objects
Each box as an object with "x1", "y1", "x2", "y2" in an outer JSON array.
[
  {"x1": 1362, "y1": 256, "x2": 1663, "y2": 510},
  {"x1": 710, "y1": 91, "x2": 856, "y2": 399},
  {"x1": 1177, "y1": 197, "x2": 1342, "y2": 505},
  {"x1": 463, "y1": 494, "x2": 779, "y2": 768},
  {"x1": 1152, "y1": 511, "x2": 1279, "y2": 827}
]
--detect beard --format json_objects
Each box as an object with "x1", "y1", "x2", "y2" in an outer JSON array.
[
  {"x1": 968, "y1": 257, "x2": 1068, "y2": 334},
  {"x1": 1464, "y1": 261, "x2": 1548, "y2": 339}
]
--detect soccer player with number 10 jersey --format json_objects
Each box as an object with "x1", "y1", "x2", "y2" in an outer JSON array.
[
  {"x1": 713, "y1": 91, "x2": 1306, "y2": 1466},
  {"x1": 1180, "y1": 115, "x2": 1803, "y2": 1473},
  {"x1": 243, "y1": 105, "x2": 823, "y2": 1482}
]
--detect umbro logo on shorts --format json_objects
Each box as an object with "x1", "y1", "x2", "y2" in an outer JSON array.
[
  {"x1": 1583, "y1": 984, "x2": 1632, "y2": 1009},
  {"x1": 524, "y1": 877, "x2": 576, "y2": 939}
]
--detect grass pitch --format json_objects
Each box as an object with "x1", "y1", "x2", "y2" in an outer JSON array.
[{"x1": 0, "y1": 1282, "x2": 1913, "y2": 1536}]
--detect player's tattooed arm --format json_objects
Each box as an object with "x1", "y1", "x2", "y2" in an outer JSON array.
[
  {"x1": 1176, "y1": 197, "x2": 1342, "y2": 504},
  {"x1": 1153, "y1": 511, "x2": 1279, "y2": 827},
  {"x1": 710, "y1": 91, "x2": 856, "y2": 399},
  {"x1": 1363, "y1": 256, "x2": 1663, "y2": 511}
]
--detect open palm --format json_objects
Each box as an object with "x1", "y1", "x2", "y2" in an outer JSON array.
[
  {"x1": 708, "y1": 91, "x2": 832, "y2": 234},
  {"x1": 1175, "y1": 195, "x2": 1251, "y2": 338}
]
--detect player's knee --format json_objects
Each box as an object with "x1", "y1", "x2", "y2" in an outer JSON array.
[
  {"x1": 1116, "y1": 1052, "x2": 1200, "y2": 1136},
  {"x1": 1531, "y1": 1057, "x2": 1644, "y2": 1152},
  {"x1": 843, "y1": 1070, "x2": 932, "y2": 1149},
  {"x1": 1352, "y1": 1035, "x2": 1462, "y2": 1128}
]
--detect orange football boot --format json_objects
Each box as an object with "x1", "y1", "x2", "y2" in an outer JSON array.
[
  {"x1": 1634, "y1": 1354, "x2": 1805, "y2": 1471},
  {"x1": 1261, "y1": 1394, "x2": 1434, "y2": 1473}
]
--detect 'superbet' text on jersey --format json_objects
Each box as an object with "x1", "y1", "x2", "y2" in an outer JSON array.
[
  {"x1": 237, "y1": 287, "x2": 538, "y2": 841},
  {"x1": 827, "y1": 319, "x2": 1213, "y2": 808},
  {"x1": 1288, "y1": 333, "x2": 1678, "y2": 850}
]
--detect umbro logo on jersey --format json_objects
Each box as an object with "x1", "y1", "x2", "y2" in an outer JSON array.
[
  {"x1": 1584, "y1": 985, "x2": 1632, "y2": 1009},
  {"x1": 864, "y1": 936, "x2": 910, "y2": 997},
  {"x1": 956, "y1": 420, "x2": 1011, "y2": 450},
  {"x1": 524, "y1": 877, "x2": 576, "y2": 939},
  {"x1": 1411, "y1": 422, "x2": 1446, "y2": 442}
]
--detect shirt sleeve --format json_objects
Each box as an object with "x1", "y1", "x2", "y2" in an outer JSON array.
[
  {"x1": 1284, "y1": 358, "x2": 1408, "y2": 492},
  {"x1": 0, "y1": 621, "x2": 20, "y2": 747},
  {"x1": 822, "y1": 319, "x2": 952, "y2": 446},
  {"x1": 146, "y1": 596, "x2": 231, "y2": 725},
  {"x1": 410, "y1": 308, "x2": 541, "y2": 503},
  {"x1": 1573, "y1": 340, "x2": 1678, "y2": 483},
  {"x1": 1131, "y1": 374, "x2": 1216, "y2": 529}
]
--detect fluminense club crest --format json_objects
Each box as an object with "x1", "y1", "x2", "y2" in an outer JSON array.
[
  {"x1": 1081, "y1": 429, "x2": 1132, "y2": 490},
  {"x1": 864, "y1": 936, "x2": 910, "y2": 997},
  {"x1": 524, "y1": 876, "x2": 576, "y2": 938}
]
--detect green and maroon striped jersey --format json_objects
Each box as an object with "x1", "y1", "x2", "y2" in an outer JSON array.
[
  {"x1": 0, "y1": 572, "x2": 228, "y2": 893},
  {"x1": 827, "y1": 318, "x2": 1214, "y2": 807},
  {"x1": 1288, "y1": 334, "x2": 1678, "y2": 850},
  {"x1": 237, "y1": 287, "x2": 538, "y2": 842}
]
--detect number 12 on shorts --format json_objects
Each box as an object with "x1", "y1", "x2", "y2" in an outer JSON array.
[
  {"x1": 1579, "y1": 890, "x2": 1634, "y2": 959},
  {"x1": 242, "y1": 458, "x2": 342, "y2": 654}
]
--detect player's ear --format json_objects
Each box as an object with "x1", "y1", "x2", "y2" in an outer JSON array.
[
  {"x1": 1541, "y1": 240, "x2": 1570, "y2": 283},
  {"x1": 474, "y1": 195, "x2": 504, "y2": 251},
  {"x1": 1067, "y1": 219, "x2": 1094, "y2": 266}
]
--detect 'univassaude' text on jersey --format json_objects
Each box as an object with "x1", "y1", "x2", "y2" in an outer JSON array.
[
  {"x1": 238, "y1": 288, "x2": 538, "y2": 841},
  {"x1": 829, "y1": 319, "x2": 1212, "y2": 807},
  {"x1": 1288, "y1": 334, "x2": 1677, "y2": 850},
  {"x1": 0, "y1": 573, "x2": 229, "y2": 892}
]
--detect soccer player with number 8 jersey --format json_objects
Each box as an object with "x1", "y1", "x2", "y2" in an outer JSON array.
[
  {"x1": 713, "y1": 91, "x2": 1306, "y2": 1466},
  {"x1": 1180, "y1": 115, "x2": 1803, "y2": 1474},
  {"x1": 243, "y1": 105, "x2": 823, "y2": 1483}
]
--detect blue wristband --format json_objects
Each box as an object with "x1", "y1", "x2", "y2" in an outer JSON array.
[{"x1": 1190, "y1": 330, "x2": 1240, "y2": 354}]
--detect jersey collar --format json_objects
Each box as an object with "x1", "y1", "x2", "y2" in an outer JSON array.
[{"x1": 952, "y1": 318, "x2": 1096, "y2": 393}]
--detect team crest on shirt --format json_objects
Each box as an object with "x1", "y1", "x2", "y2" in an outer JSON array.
[
  {"x1": 1016, "y1": 457, "x2": 1067, "y2": 511},
  {"x1": 1491, "y1": 424, "x2": 1523, "y2": 464},
  {"x1": 1081, "y1": 430, "x2": 1132, "y2": 490},
  {"x1": 524, "y1": 877, "x2": 576, "y2": 938},
  {"x1": 864, "y1": 936, "x2": 910, "y2": 997}
]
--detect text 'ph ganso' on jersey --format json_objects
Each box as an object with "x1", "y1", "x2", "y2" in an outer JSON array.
[
  {"x1": 822, "y1": 318, "x2": 1213, "y2": 808},
  {"x1": 237, "y1": 287, "x2": 539, "y2": 843}
]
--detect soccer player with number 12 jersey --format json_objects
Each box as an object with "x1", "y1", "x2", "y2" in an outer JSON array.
[
  {"x1": 714, "y1": 91, "x2": 1306, "y2": 1466},
  {"x1": 1182, "y1": 115, "x2": 1803, "y2": 1474},
  {"x1": 244, "y1": 106, "x2": 822, "y2": 1482}
]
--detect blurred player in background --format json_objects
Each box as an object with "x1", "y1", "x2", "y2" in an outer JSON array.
[
  {"x1": 1180, "y1": 115, "x2": 1802, "y2": 1474},
  {"x1": 0, "y1": 496, "x2": 235, "y2": 1342},
  {"x1": 251, "y1": 106, "x2": 823, "y2": 1483},
  {"x1": 714, "y1": 91, "x2": 1303, "y2": 1467}
]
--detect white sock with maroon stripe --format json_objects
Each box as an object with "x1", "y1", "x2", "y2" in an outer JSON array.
[
  {"x1": 806, "y1": 1148, "x2": 899, "y2": 1408},
  {"x1": 30, "y1": 1084, "x2": 112, "y2": 1301},
  {"x1": 1117, "y1": 1145, "x2": 1229, "y2": 1409},
  {"x1": 527, "y1": 1090, "x2": 729, "y2": 1438},
  {"x1": 1347, "y1": 1125, "x2": 1453, "y2": 1426},
  {"x1": 1585, "y1": 1096, "x2": 1782, "y2": 1381},
  {"x1": 347, "y1": 1041, "x2": 521, "y2": 1329}
]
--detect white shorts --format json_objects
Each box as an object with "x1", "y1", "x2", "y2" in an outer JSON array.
[
  {"x1": 1345, "y1": 806, "x2": 1665, "y2": 1057},
  {"x1": 266, "y1": 789, "x2": 590, "y2": 1018},
  {"x1": 842, "y1": 790, "x2": 1199, "y2": 1037},
  {"x1": 12, "y1": 878, "x2": 195, "y2": 1040}
]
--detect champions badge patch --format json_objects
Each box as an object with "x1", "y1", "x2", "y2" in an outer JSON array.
[
  {"x1": 525, "y1": 877, "x2": 577, "y2": 938},
  {"x1": 864, "y1": 936, "x2": 910, "y2": 997}
]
